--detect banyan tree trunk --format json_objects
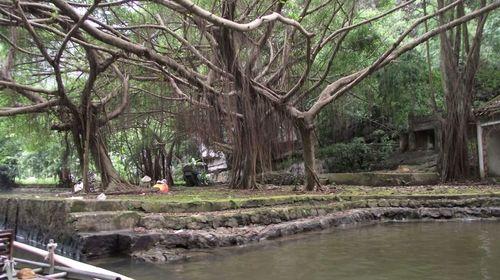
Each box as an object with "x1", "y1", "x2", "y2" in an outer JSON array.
[
  {"x1": 136, "y1": 140, "x2": 175, "y2": 185},
  {"x1": 296, "y1": 120, "x2": 320, "y2": 191},
  {"x1": 229, "y1": 97, "x2": 259, "y2": 189},
  {"x1": 230, "y1": 133, "x2": 258, "y2": 189},
  {"x1": 437, "y1": 0, "x2": 486, "y2": 181},
  {"x1": 164, "y1": 142, "x2": 175, "y2": 186},
  {"x1": 58, "y1": 133, "x2": 72, "y2": 188},
  {"x1": 72, "y1": 121, "x2": 131, "y2": 192},
  {"x1": 216, "y1": 0, "x2": 260, "y2": 189},
  {"x1": 141, "y1": 148, "x2": 154, "y2": 179},
  {"x1": 440, "y1": 81, "x2": 471, "y2": 181},
  {"x1": 89, "y1": 133, "x2": 131, "y2": 192}
]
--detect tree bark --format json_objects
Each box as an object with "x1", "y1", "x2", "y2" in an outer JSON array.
[
  {"x1": 72, "y1": 115, "x2": 130, "y2": 192},
  {"x1": 217, "y1": 0, "x2": 260, "y2": 189},
  {"x1": 440, "y1": 81, "x2": 471, "y2": 181},
  {"x1": 89, "y1": 132, "x2": 129, "y2": 191},
  {"x1": 231, "y1": 142, "x2": 258, "y2": 189},
  {"x1": 164, "y1": 141, "x2": 176, "y2": 186},
  {"x1": 437, "y1": 0, "x2": 487, "y2": 181},
  {"x1": 230, "y1": 102, "x2": 259, "y2": 189},
  {"x1": 58, "y1": 132, "x2": 72, "y2": 188},
  {"x1": 82, "y1": 105, "x2": 92, "y2": 192},
  {"x1": 296, "y1": 119, "x2": 320, "y2": 191}
]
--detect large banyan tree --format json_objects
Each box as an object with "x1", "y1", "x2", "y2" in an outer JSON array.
[
  {"x1": 0, "y1": 23, "x2": 134, "y2": 191},
  {"x1": 1, "y1": 0, "x2": 498, "y2": 190},
  {"x1": 436, "y1": 0, "x2": 491, "y2": 181}
]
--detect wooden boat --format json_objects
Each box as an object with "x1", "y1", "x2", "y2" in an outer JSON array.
[{"x1": 0, "y1": 230, "x2": 134, "y2": 280}]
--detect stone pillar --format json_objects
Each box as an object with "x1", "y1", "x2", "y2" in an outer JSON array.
[
  {"x1": 477, "y1": 122, "x2": 485, "y2": 179},
  {"x1": 408, "y1": 131, "x2": 416, "y2": 151},
  {"x1": 399, "y1": 133, "x2": 409, "y2": 152}
]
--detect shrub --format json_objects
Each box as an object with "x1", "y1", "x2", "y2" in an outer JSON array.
[
  {"x1": 320, "y1": 135, "x2": 394, "y2": 173},
  {"x1": 0, "y1": 158, "x2": 18, "y2": 188}
]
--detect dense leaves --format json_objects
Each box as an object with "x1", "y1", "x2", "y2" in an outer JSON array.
[{"x1": 0, "y1": 0, "x2": 498, "y2": 188}]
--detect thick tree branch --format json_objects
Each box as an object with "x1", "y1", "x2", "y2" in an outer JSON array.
[
  {"x1": 307, "y1": 0, "x2": 500, "y2": 117},
  {"x1": 0, "y1": 99, "x2": 59, "y2": 116},
  {"x1": 169, "y1": 0, "x2": 314, "y2": 37}
]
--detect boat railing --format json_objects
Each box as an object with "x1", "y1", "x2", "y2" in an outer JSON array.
[
  {"x1": 0, "y1": 230, "x2": 15, "y2": 280},
  {"x1": 0, "y1": 230, "x2": 14, "y2": 261},
  {"x1": 0, "y1": 229, "x2": 133, "y2": 280}
]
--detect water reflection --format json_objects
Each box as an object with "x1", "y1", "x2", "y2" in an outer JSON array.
[{"x1": 94, "y1": 221, "x2": 500, "y2": 280}]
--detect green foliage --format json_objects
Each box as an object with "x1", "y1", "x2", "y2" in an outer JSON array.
[
  {"x1": 0, "y1": 164, "x2": 16, "y2": 187},
  {"x1": 476, "y1": 62, "x2": 500, "y2": 103},
  {"x1": 375, "y1": 52, "x2": 439, "y2": 128},
  {"x1": 18, "y1": 149, "x2": 60, "y2": 179},
  {"x1": 319, "y1": 133, "x2": 394, "y2": 173},
  {"x1": 16, "y1": 177, "x2": 57, "y2": 185},
  {"x1": 187, "y1": 158, "x2": 210, "y2": 185},
  {"x1": 276, "y1": 153, "x2": 303, "y2": 171},
  {"x1": 0, "y1": 0, "x2": 498, "y2": 187},
  {"x1": 0, "y1": 128, "x2": 20, "y2": 185},
  {"x1": 0, "y1": 118, "x2": 77, "y2": 183},
  {"x1": 345, "y1": 25, "x2": 381, "y2": 53}
]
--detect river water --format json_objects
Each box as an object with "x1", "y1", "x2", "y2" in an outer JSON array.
[{"x1": 94, "y1": 221, "x2": 500, "y2": 280}]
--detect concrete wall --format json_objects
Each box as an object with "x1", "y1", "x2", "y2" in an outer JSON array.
[
  {"x1": 486, "y1": 129, "x2": 500, "y2": 176},
  {"x1": 321, "y1": 172, "x2": 439, "y2": 186}
]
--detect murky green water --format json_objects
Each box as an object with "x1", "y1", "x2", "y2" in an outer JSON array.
[{"x1": 95, "y1": 221, "x2": 500, "y2": 280}]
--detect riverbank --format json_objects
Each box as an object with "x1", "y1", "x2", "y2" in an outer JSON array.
[
  {"x1": 1, "y1": 184, "x2": 499, "y2": 263},
  {"x1": 92, "y1": 221, "x2": 500, "y2": 280}
]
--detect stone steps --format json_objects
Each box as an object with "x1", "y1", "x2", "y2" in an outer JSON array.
[
  {"x1": 68, "y1": 211, "x2": 140, "y2": 232},
  {"x1": 67, "y1": 201, "x2": 345, "y2": 234},
  {"x1": 139, "y1": 202, "x2": 346, "y2": 230},
  {"x1": 75, "y1": 229, "x2": 160, "y2": 260},
  {"x1": 51, "y1": 196, "x2": 500, "y2": 238},
  {"x1": 69, "y1": 196, "x2": 500, "y2": 260},
  {"x1": 77, "y1": 205, "x2": 500, "y2": 260},
  {"x1": 134, "y1": 206, "x2": 500, "y2": 262},
  {"x1": 67, "y1": 195, "x2": 341, "y2": 213},
  {"x1": 321, "y1": 172, "x2": 439, "y2": 186},
  {"x1": 68, "y1": 203, "x2": 347, "y2": 234},
  {"x1": 139, "y1": 196, "x2": 500, "y2": 230}
]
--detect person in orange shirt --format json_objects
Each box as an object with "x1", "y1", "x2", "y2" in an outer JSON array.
[{"x1": 152, "y1": 179, "x2": 169, "y2": 193}]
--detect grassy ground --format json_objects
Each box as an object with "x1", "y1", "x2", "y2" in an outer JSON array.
[
  {"x1": 112, "y1": 184, "x2": 500, "y2": 202},
  {"x1": 15, "y1": 177, "x2": 58, "y2": 185},
  {"x1": 331, "y1": 184, "x2": 500, "y2": 196},
  {"x1": 2, "y1": 184, "x2": 499, "y2": 203}
]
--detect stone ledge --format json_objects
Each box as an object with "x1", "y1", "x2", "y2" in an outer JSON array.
[
  {"x1": 138, "y1": 197, "x2": 500, "y2": 230},
  {"x1": 133, "y1": 206, "x2": 500, "y2": 263},
  {"x1": 321, "y1": 172, "x2": 439, "y2": 186},
  {"x1": 2, "y1": 195, "x2": 500, "y2": 261},
  {"x1": 69, "y1": 211, "x2": 141, "y2": 232}
]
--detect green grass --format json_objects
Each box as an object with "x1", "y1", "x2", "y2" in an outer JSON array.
[
  {"x1": 2, "y1": 183, "x2": 498, "y2": 204},
  {"x1": 113, "y1": 185, "x2": 500, "y2": 203},
  {"x1": 173, "y1": 179, "x2": 186, "y2": 186},
  {"x1": 334, "y1": 185, "x2": 500, "y2": 196},
  {"x1": 16, "y1": 177, "x2": 58, "y2": 185},
  {"x1": 116, "y1": 186, "x2": 307, "y2": 202}
]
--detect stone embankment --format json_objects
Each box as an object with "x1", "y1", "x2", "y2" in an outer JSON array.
[{"x1": 0, "y1": 193, "x2": 499, "y2": 262}]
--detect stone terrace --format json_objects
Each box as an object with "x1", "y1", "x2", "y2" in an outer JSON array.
[{"x1": 0, "y1": 185, "x2": 499, "y2": 262}]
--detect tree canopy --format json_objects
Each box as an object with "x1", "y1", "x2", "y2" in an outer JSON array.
[{"x1": 0, "y1": 0, "x2": 498, "y2": 191}]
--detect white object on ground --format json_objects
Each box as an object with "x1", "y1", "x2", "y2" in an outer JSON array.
[
  {"x1": 141, "y1": 175, "x2": 152, "y2": 183},
  {"x1": 96, "y1": 193, "x2": 106, "y2": 201},
  {"x1": 65, "y1": 197, "x2": 84, "y2": 200},
  {"x1": 156, "y1": 179, "x2": 167, "y2": 184},
  {"x1": 73, "y1": 182, "x2": 83, "y2": 193}
]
